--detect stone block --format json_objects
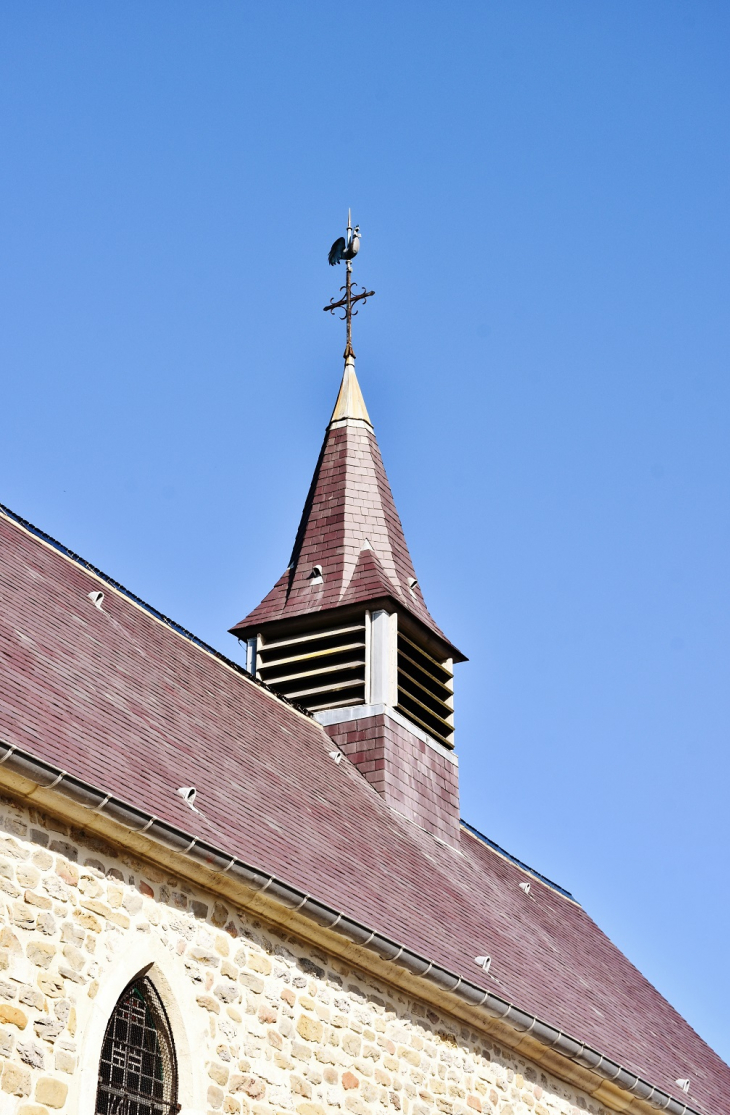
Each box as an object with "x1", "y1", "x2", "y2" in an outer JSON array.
[
  {"x1": 49, "y1": 840, "x2": 77, "y2": 862},
  {"x1": 12, "y1": 903, "x2": 36, "y2": 931},
  {"x1": 197, "y1": 994, "x2": 221, "y2": 1014},
  {"x1": 211, "y1": 902, "x2": 229, "y2": 928},
  {"x1": 291, "y1": 1041, "x2": 311, "y2": 1062},
  {"x1": 16, "y1": 866, "x2": 40, "y2": 889},
  {"x1": 17, "y1": 1040, "x2": 45, "y2": 1068},
  {"x1": 239, "y1": 972, "x2": 264, "y2": 994},
  {"x1": 73, "y1": 909, "x2": 101, "y2": 932},
  {"x1": 107, "y1": 909, "x2": 130, "y2": 929},
  {"x1": 0, "y1": 1004, "x2": 28, "y2": 1029},
  {"x1": 2, "y1": 1061, "x2": 32, "y2": 1095},
  {"x1": 0, "y1": 836, "x2": 28, "y2": 861},
  {"x1": 36, "y1": 913, "x2": 57, "y2": 936},
  {"x1": 297, "y1": 1104, "x2": 328, "y2": 1115},
  {"x1": 208, "y1": 1061, "x2": 230, "y2": 1086},
  {"x1": 42, "y1": 868, "x2": 71, "y2": 897},
  {"x1": 62, "y1": 943, "x2": 85, "y2": 973},
  {"x1": 230, "y1": 1074, "x2": 266, "y2": 1098},
  {"x1": 34, "y1": 1016, "x2": 64, "y2": 1041},
  {"x1": 296, "y1": 1015, "x2": 323, "y2": 1043},
  {"x1": 208, "y1": 1084, "x2": 225, "y2": 1110},
  {"x1": 80, "y1": 898, "x2": 112, "y2": 918},
  {"x1": 27, "y1": 942, "x2": 56, "y2": 969},
  {"x1": 214, "y1": 981, "x2": 240, "y2": 1004},
  {"x1": 58, "y1": 965, "x2": 85, "y2": 984},
  {"x1": 60, "y1": 922, "x2": 84, "y2": 946},
  {"x1": 123, "y1": 893, "x2": 143, "y2": 915},
  {"x1": 190, "y1": 947, "x2": 220, "y2": 967},
  {"x1": 37, "y1": 974, "x2": 65, "y2": 998},
  {"x1": 24, "y1": 891, "x2": 52, "y2": 911},
  {"x1": 342, "y1": 1034, "x2": 362, "y2": 1057}
]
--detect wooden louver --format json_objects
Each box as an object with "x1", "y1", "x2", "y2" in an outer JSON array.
[
  {"x1": 256, "y1": 623, "x2": 366, "y2": 713},
  {"x1": 396, "y1": 632, "x2": 454, "y2": 749}
]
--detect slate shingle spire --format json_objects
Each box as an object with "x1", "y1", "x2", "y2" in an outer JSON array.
[{"x1": 230, "y1": 354, "x2": 461, "y2": 659}]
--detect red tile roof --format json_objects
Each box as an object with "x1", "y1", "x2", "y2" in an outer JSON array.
[
  {"x1": 230, "y1": 362, "x2": 464, "y2": 660},
  {"x1": 0, "y1": 505, "x2": 727, "y2": 1113}
]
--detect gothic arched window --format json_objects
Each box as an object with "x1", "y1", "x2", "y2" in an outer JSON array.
[{"x1": 95, "y1": 975, "x2": 179, "y2": 1115}]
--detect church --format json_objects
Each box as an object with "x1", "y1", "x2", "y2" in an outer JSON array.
[{"x1": 0, "y1": 227, "x2": 727, "y2": 1115}]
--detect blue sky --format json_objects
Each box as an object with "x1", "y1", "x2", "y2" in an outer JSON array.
[{"x1": 2, "y1": 2, "x2": 729, "y2": 1064}]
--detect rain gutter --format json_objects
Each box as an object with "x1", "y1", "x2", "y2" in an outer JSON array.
[{"x1": 0, "y1": 740, "x2": 702, "y2": 1115}]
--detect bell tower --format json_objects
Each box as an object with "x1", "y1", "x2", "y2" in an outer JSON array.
[{"x1": 230, "y1": 216, "x2": 466, "y2": 846}]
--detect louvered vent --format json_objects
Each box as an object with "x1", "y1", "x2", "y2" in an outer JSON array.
[
  {"x1": 397, "y1": 632, "x2": 454, "y2": 748},
  {"x1": 257, "y1": 623, "x2": 366, "y2": 712}
]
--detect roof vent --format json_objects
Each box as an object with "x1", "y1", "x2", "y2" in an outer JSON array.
[
  {"x1": 675, "y1": 1080, "x2": 691, "y2": 1094},
  {"x1": 474, "y1": 955, "x2": 491, "y2": 973},
  {"x1": 309, "y1": 565, "x2": 324, "y2": 585},
  {"x1": 396, "y1": 631, "x2": 454, "y2": 748},
  {"x1": 88, "y1": 591, "x2": 104, "y2": 610},
  {"x1": 257, "y1": 621, "x2": 366, "y2": 713},
  {"x1": 176, "y1": 786, "x2": 199, "y2": 812},
  {"x1": 519, "y1": 880, "x2": 531, "y2": 895}
]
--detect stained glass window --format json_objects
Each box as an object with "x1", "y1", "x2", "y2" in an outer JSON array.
[{"x1": 95, "y1": 976, "x2": 179, "y2": 1115}]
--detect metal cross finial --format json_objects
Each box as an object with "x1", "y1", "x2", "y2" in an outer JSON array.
[{"x1": 324, "y1": 211, "x2": 375, "y2": 359}]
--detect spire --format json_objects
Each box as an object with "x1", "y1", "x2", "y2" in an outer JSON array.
[
  {"x1": 230, "y1": 359, "x2": 462, "y2": 662},
  {"x1": 230, "y1": 214, "x2": 463, "y2": 828},
  {"x1": 330, "y1": 354, "x2": 371, "y2": 426}
]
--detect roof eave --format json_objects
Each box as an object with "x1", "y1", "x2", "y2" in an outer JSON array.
[
  {"x1": 229, "y1": 595, "x2": 467, "y2": 664},
  {"x1": 0, "y1": 737, "x2": 701, "y2": 1115}
]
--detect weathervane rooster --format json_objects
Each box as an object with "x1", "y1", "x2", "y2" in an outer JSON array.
[
  {"x1": 328, "y1": 223, "x2": 360, "y2": 266},
  {"x1": 323, "y1": 211, "x2": 374, "y2": 359}
]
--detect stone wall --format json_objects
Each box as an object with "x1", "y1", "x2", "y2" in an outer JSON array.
[{"x1": 0, "y1": 795, "x2": 611, "y2": 1115}]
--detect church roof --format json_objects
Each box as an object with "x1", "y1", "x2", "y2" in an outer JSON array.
[
  {"x1": 230, "y1": 357, "x2": 465, "y2": 661},
  {"x1": 0, "y1": 502, "x2": 727, "y2": 1115}
]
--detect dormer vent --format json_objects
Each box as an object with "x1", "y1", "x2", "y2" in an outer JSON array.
[
  {"x1": 396, "y1": 632, "x2": 454, "y2": 748},
  {"x1": 256, "y1": 622, "x2": 366, "y2": 712}
]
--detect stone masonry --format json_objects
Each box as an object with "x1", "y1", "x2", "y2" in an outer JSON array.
[{"x1": 0, "y1": 795, "x2": 615, "y2": 1115}]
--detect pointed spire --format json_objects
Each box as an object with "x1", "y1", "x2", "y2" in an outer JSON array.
[
  {"x1": 330, "y1": 355, "x2": 372, "y2": 427},
  {"x1": 231, "y1": 362, "x2": 463, "y2": 662}
]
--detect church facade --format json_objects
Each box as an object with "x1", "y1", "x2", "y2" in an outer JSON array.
[{"x1": 0, "y1": 350, "x2": 727, "y2": 1115}]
